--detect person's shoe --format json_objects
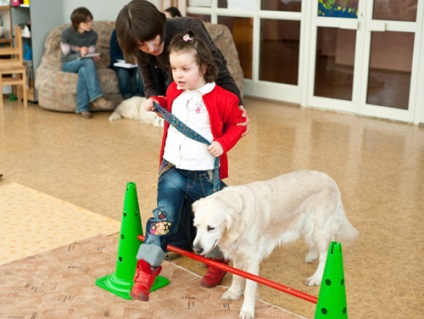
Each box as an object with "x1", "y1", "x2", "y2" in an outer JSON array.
[
  {"x1": 200, "y1": 258, "x2": 229, "y2": 288},
  {"x1": 92, "y1": 97, "x2": 113, "y2": 110},
  {"x1": 80, "y1": 111, "x2": 92, "y2": 119},
  {"x1": 130, "y1": 259, "x2": 162, "y2": 301}
]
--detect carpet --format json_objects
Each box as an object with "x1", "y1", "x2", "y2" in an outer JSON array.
[
  {"x1": 0, "y1": 234, "x2": 305, "y2": 319},
  {"x1": 0, "y1": 182, "x2": 120, "y2": 265}
]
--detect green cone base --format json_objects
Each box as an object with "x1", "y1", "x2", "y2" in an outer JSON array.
[
  {"x1": 95, "y1": 182, "x2": 170, "y2": 300},
  {"x1": 96, "y1": 273, "x2": 170, "y2": 300}
]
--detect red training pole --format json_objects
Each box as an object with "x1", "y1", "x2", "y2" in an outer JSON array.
[{"x1": 138, "y1": 235, "x2": 318, "y2": 304}]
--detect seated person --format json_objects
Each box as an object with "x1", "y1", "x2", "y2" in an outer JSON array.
[
  {"x1": 109, "y1": 29, "x2": 145, "y2": 99},
  {"x1": 61, "y1": 7, "x2": 112, "y2": 119}
]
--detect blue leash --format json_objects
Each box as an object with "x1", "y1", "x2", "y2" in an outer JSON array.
[{"x1": 153, "y1": 102, "x2": 221, "y2": 192}]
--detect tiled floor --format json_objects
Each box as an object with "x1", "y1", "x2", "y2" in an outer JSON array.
[
  {"x1": 1, "y1": 98, "x2": 423, "y2": 318},
  {"x1": 0, "y1": 182, "x2": 120, "y2": 264}
]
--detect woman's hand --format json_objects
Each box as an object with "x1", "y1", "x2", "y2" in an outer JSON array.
[
  {"x1": 237, "y1": 105, "x2": 249, "y2": 137},
  {"x1": 80, "y1": 46, "x2": 89, "y2": 57}
]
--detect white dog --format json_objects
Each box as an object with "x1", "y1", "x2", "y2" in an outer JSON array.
[
  {"x1": 192, "y1": 170, "x2": 359, "y2": 319},
  {"x1": 109, "y1": 96, "x2": 164, "y2": 127}
]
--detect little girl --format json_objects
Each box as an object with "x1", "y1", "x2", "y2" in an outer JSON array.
[{"x1": 131, "y1": 30, "x2": 246, "y2": 301}]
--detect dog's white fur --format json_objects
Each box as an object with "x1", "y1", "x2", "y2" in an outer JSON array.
[
  {"x1": 192, "y1": 170, "x2": 358, "y2": 319},
  {"x1": 109, "y1": 96, "x2": 164, "y2": 127}
]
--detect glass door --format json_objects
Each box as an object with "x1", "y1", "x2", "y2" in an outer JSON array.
[
  {"x1": 307, "y1": 0, "x2": 362, "y2": 113},
  {"x1": 216, "y1": 0, "x2": 306, "y2": 104},
  {"x1": 307, "y1": 0, "x2": 423, "y2": 123},
  {"x1": 359, "y1": 0, "x2": 421, "y2": 122}
]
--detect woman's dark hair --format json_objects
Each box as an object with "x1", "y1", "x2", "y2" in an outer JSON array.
[
  {"x1": 116, "y1": 0, "x2": 166, "y2": 62},
  {"x1": 168, "y1": 30, "x2": 218, "y2": 83},
  {"x1": 70, "y1": 7, "x2": 93, "y2": 31},
  {"x1": 164, "y1": 6, "x2": 182, "y2": 18}
]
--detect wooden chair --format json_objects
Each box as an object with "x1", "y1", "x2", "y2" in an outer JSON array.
[{"x1": 0, "y1": 25, "x2": 28, "y2": 108}]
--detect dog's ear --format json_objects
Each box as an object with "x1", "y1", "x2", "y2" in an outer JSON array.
[
  {"x1": 218, "y1": 188, "x2": 244, "y2": 215},
  {"x1": 224, "y1": 206, "x2": 242, "y2": 243},
  {"x1": 191, "y1": 199, "x2": 202, "y2": 215}
]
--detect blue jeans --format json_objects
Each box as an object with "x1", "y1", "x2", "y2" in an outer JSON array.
[
  {"x1": 115, "y1": 67, "x2": 144, "y2": 99},
  {"x1": 62, "y1": 58, "x2": 103, "y2": 113},
  {"x1": 137, "y1": 161, "x2": 223, "y2": 267}
]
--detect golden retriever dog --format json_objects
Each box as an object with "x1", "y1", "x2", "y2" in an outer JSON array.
[
  {"x1": 109, "y1": 96, "x2": 164, "y2": 127},
  {"x1": 192, "y1": 170, "x2": 358, "y2": 319}
]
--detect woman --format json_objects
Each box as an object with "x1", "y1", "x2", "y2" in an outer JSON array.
[
  {"x1": 61, "y1": 7, "x2": 112, "y2": 119},
  {"x1": 115, "y1": 0, "x2": 249, "y2": 292},
  {"x1": 109, "y1": 29, "x2": 145, "y2": 99},
  {"x1": 115, "y1": 0, "x2": 245, "y2": 109}
]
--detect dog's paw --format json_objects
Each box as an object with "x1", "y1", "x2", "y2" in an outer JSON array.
[
  {"x1": 239, "y1": 306, "x2": 255, "y2": 319},
  {"x1": 305, "y1": 276, "x2": 321, "y2": 286},
  {"x1": 305, "y1": 250, "x2": 318, "y2": 263},
  {"x1": 222, "y1": 288, "x2": 242, "y2": 300},
  {"x1": 108, "y1": 112, "x2": 121, "y2": 122}
]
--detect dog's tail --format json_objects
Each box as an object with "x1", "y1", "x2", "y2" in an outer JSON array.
[
  {"x1": 109, "y1": 111, "x2": 122, "y2": 122},
  {"x1": 334, "y1": 195, "x2": 359, "y2": 244}
]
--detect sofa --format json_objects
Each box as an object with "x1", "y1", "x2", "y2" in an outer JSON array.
[{"x1": 36, "y1": 21, "x2": 244, "y2": 112}]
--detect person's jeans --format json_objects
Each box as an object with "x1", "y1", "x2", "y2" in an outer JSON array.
[
  {"x1": 62, "y1": 58, "x2": 103, "y2": 113},
  {"x1": 137, "y1": 161, "x2": 223, "y2": 267},
  {"x1": 115, "y1": 67, "x2": 144, "y2": 99}
]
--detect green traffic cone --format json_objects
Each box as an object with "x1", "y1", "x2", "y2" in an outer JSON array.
[
  {"x1": 96, "y1": 182, "x2": 169, "y2": 299},
  {"x1": 314, "y1": 241, "x2": 348, "y2": 319}
]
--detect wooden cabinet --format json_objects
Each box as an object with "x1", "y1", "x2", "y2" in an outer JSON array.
[{"x1": 11, "y1": 0, "x2": 63, "y2": 101}]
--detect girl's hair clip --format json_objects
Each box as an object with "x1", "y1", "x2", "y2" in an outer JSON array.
[{"x1": 183, "y1": 34, "x2": 193, "y2": 42}]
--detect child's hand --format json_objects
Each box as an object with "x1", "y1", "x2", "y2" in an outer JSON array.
[
  {"x1": 143, "y1": 97, "x2": 156, "y2": 112},
  {"x1": 208, "y1": 141, "x2": 224, "y2": 157},
  {"x1": 143, "y1": 97, "x2": 163, "y2": 118}
]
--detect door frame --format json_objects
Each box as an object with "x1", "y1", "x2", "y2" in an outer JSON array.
[
  {"x1": 242, "y1": 8, "x2": 307, "y2": 105},
  {"x1": 358, "y1": 0, "x2": 424, "y2": 123},
  {"x1": 305, "y1": 0, "x2": 424, "y2": 124},
  {"x1": 184, "y1": 0, "x2": 424, "y2": 124}
]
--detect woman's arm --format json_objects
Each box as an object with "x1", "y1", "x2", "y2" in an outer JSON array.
[{"x1": 60, "y1": 29, "x2": 80, "y2": 62}]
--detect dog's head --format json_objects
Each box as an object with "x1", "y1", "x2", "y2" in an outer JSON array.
[{"x1": 192, "y1": 190, "x2": 243, "y2": 256}]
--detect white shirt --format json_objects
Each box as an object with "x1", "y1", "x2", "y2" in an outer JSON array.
[{"x1": 163, "y1": 82, "x2": 216, "y2": 171}]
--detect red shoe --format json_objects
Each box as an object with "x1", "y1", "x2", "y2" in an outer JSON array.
[
  {"x1": 200, "y1": 258, "x2": 229, "y2": 288},
  {"x1": 130, "y1": 259, "x2": 162, "y2": 301}
]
